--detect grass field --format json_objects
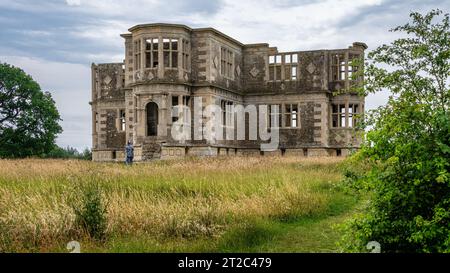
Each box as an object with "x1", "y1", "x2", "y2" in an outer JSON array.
[{"x1": 0, "y1": 156, "x2": 359, "y2": 253}]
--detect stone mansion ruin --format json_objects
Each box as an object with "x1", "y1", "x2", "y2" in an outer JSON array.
[{"x1": 90, "y1": 23, "x2": 366, "y2": 161}]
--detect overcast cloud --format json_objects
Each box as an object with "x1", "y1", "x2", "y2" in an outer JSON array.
[{"x1": 0, "y1": 0, "x2": 448, "y2": 150}]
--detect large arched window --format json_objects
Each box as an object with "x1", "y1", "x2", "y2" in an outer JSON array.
[{"x1": 146, "y1": 102, "x2": 158, "y2": 136}]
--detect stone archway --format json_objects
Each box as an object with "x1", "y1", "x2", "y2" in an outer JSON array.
[{"x1": 146, "y1": 102, "x2": 158, "y2": 136}]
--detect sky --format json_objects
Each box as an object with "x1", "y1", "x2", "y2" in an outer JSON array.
[{"x1": 0, "y1": 0, "x2": 449, "y2": 150}]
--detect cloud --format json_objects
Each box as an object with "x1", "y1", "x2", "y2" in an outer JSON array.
[
  {"x1": 184, "y1": 0, "x2": 385, "y2": 48},
  {"x1": 66, "y1": 0, "x2": 81, "y2": 6}
]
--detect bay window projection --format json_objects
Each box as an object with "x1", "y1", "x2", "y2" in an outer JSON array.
[
  {"x1": 221, "y1": 47, "x2": 233, "y2": 78},
  {"x1": 145, "y1": 38, "x2": 159, "y2": 68},
  {"x1": 163, "y1": 38, "x2": 178, "y2": 68},
  {"x1": 284, "y1": 104, "x2": 298, "y2": 128}
]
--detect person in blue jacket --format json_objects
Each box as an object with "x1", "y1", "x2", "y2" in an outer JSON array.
[{"x1": 125, "y1": 141, "x2": 134, "y2": 165}]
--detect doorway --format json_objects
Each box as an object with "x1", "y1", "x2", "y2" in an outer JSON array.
[{"x1": 146, "y1": 102, "x2": 158, "y2": 136}]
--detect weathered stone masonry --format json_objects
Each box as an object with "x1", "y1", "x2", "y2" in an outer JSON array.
[{"x1": 91, "y1": 23, "x2": 366, "y2": 161}]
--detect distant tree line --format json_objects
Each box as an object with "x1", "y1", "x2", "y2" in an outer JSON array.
[{"x1": 44, "y1": 145, "x2": 92, "y2": 160}]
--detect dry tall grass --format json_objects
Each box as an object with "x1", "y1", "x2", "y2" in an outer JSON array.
[{"x1": 0, "y1": 156, "x2": 344, "y2": 252}]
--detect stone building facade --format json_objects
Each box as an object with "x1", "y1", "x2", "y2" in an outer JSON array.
[{"x1": 91, "y1": 23, "x2": 366, "y2": 161}]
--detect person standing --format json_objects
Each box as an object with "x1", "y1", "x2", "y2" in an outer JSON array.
[{"x1": 125, "y1": 141, "x2": 134, "y2": 165}]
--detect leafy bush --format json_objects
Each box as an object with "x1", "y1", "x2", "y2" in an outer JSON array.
[
  {"x1": 73, "y1": 182, "x2": 108, "y2": 241},
  {"x1": 340, "y1": 10, "x2": 450, "y2": 253}
]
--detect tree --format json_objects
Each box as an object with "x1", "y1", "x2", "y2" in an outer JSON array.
[
  {"x1": 341, "y1": 9, "x2": 450, "y2": 252},
  {"x1": 45, "y1": 145, "x2": 92, "y2": 160},
  {"x1": 0, "y1": 63, "x2": 62, "y2": 158}
]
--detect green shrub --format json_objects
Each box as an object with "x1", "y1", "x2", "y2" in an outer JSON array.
[
  {"x1": 340, "y1": 10, "x2": 450, "y2": 253},
  {"x1": 73, "y1": 182, "x2": 108, "y2": 241}
]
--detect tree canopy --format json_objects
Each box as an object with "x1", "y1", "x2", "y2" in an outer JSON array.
[{"x1": 0, "y1": 62, "x2": 62, "y2": 158}]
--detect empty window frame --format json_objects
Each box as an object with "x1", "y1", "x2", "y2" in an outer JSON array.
[
  {"x1": 284, "y1": 54, "x2": 298, "y2": 81},
  {"x1": 182, "y1": 96, "x2": 191, "y2": 124},
  {"x1": 268, "y1": 104, "x2": 281, "y2": 128},
  {"x1": 332, "y1": 103, "x2": 360, "y2": 128},
  {"x1": 269, "y1": 54, "x2": 298, "y2": 81},
  {"x1": 275, "y1": 66, "x2": 282, "y2": 81},
  {"x1": 331, "y1": 53, "x2": 361, "y2": 81},
  {"x1": 348, "y1": 54, "x2": 361, "y2": 81},
  {"x1": 162, "y1": 38, "x2": 178, "y2": 68},
  {"x1": 284, "y1": 53, "x2": 298, "y2": 64},
  {"x1": 331, "y1": 54, "x2": 345, "y2": 81},
  {"x1": 339, "y1": 60, "x2": 346, "y2": 80},
  {"x1": 276, "y1": 55, "x2": 282, "y2": 64},
  {"x1": 348, "y1": 63, "x2": 353, "y2": 79},
  {"x1": 348, "y1": 103, "x2": 359, "y2": 128},
  {"x1": 269, "y1": 55, "x2": 282, "y2": 81},
  {"x1": 134, "y1": 39, "x2": 141, "y2": 70},
  {"x1": 145, "y1": 38, "x2": 159, "y2": 68},
  {"x1": 284, "y1": 104, "x2": 298, "y2": 128},
  {"x1": 221, "y1": 100, "x2": 234, "y2": 127},
  {"x1": 171, "y1": 96, "x2": 179, "y2": 123},
  {"x1": 119, "y1": 110, "x2": 126, "y2": 131},
  {"x1": 171, "y1": 95, "x2": 190, "y2": 123},
  {"x1": 269, "y1": 56, "x2": 275, "y2": 64},
  {"x1": 285, "y1": 54, "x2": 291, "y2": 63},
  {"x1": 221, "y1": 47, "x2": 233, "y2": 78},
  {"x1": 292, "y1": 66, "x2": 297, "y2": 80},
  {"x1": 182, "y1": 39, "x2": 190, "y2": 70}
]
